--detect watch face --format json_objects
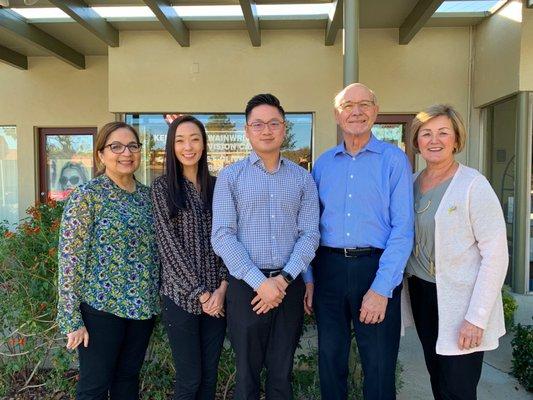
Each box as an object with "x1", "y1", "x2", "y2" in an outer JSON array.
[{"x1": 281, "y1": 271, "x2": 294, "y2": 283}]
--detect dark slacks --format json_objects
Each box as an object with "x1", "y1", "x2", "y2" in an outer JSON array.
[
  {"x1": 408, "y1": 275, "x2": 484, "y2": 400},
  {"x1": 162, "y1": 295, "x2": 227, "y2": 400},
  {"x1": 226, "y1": 274, "x2": 305, "y2": 400},
  {"x1": 314, "y1": 247, "x2": 402, "y2": 400},
  {"x1": 77, "y1": 302, "x2": 155, "y2": 400}
]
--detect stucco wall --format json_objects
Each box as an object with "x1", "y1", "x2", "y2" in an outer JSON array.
[
  {"x1": 520, "y1": 6, "x2": 533, "y2": 91},
  {"x1": 473, "y1": 0, "x2": 522, "y2": 107},
  {"x1": 0, "y1": 56, "x2": 113, "y2": 219},
  {"x1": 0, "y1": 27, "x2": 471, "y2": 220}
]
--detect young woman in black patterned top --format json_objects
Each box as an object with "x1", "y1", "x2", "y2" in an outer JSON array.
[{"x1": 152, "y1": 115, "x2": 228, "y2": 400}]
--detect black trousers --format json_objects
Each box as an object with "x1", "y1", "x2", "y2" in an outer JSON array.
[
  {"x1": 77, "y1": 302, "x2": 155, "y2": 400},
  {"x1": 226, "y1": 275, "x2": 305, "y2": 400},
  {"x1": 314, "y1": 247, "x2": 402, "y2": 400},
  {"x1": 408, "y1": 276, "x2": 484, "y2": 400},
  {"x1": 162, "y1": 295, "x2": 227, "y2": 400}
]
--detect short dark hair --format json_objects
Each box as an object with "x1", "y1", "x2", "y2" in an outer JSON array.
[{"x1": 245, "y1": 93, "x2": 285, "y2": 121}]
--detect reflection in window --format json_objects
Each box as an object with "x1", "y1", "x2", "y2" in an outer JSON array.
[
  {"x1": 0, "y1": 126, "x2": 18, "y2": 226},
  {"x1": 125, "y1": 113, "x2": 313, "y2": 185},
  {"x1": 373, "y1": 123, "x2": 405, "y2": 152},
  {"x1": 46, "y1": 135, "x2": 93, "y2": 201}
]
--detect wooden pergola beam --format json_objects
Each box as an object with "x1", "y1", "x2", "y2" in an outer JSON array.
[
  {"x1": 325, "y1": 0, "x2": 343, "y2": 46},
  {"x1": 0, "y1": 44, "x2": 27, "y2": 70},
  {"x1": 143, "y1": 0, "x2": 190, "y2": 47},
  {"x1": 0, "y1": 8, "x2": 85, "y2": 69},
  {"x1": 399, "y1": 0, "x2": 444, "y2": 45},
  {"x1": 48, "y1": 0, "x2": 119, "y2": 47},
  {"x1": 239, "y1": 0, "x2": 260, "y2": 47}
]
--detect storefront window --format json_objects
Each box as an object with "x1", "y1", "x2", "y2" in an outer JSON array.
[
  {"x1": 39, "y1": 129, "x2": 95, "y2": 202},
  {"x1": 0, "y1": 126, "x2": 18, "y2": 226},
  {"x1": 125, "y1": 113, "x2": 313, "y2": 185}
]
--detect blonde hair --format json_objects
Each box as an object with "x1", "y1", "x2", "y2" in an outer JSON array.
[
  {"x1": 409, "y1": 104, "x2": 467, "y2": 154},
  {"x1": 94, "y1": 122, "x2": 140, "y2": 175}
]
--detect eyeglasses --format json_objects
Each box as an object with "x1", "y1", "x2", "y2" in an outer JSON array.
[
  {"x1": 247, "y1": 119, "x2": 285, "y2": 133},
  {"x1": 337, "y1": 100, "x2": 375, "y2": 112},
  {"x1": 59, "y1": 176, "x2": 80, "y2": 185},
  {"x1": 104, "y1": 142, "x2": 143, "y2": 154}
]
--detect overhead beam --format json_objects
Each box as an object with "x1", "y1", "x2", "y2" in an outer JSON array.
[
  {"x1": 0, "y1": 44, "x2": 27, "y2": 70},
  {"x1": 399, "y1": 0, "x2": 444, "y2": 45},
  {"x1": 0, "y1": 8, "x2": 85, "y2": 69},
  {"x1": 239, "y1": 0, "x2": 260, "y2": 47},
  {"x1": 48, "y1": 0, "x2": 119, "y2": 47},
  {"x1": 143, "y1": 0, "x2": 190, "y2": 47},
  {"x1": 325, "y1": 0, "x2": 342, "y2": 46}
]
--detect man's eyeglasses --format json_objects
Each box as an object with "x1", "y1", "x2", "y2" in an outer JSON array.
[
  {"x1": 247, "y1": 119, "x2": 285, "y2": 133},
  {"x1": 337, "y1": 100, "x2": 375, "y2": 112},
  {"x1": 104, "y1": 142, "x2": 143, "y2": 154}
]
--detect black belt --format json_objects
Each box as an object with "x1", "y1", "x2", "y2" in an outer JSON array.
[
  {"x1": 321, "y1": 246, "x2": 384, "y2": 258},
  {"x1": 259, "y1": 268, "x2": 283, "y2": 278}
]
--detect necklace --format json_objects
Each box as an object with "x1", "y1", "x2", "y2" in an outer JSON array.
[{"x1": 415, "y1": 199, "x2": 431, "y2": 214}]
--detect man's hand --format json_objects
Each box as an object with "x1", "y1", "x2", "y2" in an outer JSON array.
[
  {"x1": 359, "y1": 289, "x2": 388, "y2": 324},
  {"x1": 66, "y1": 326, "x2": 89, "y2": 350},
  {"x1": 251, "y1": 278, "x2": 285, "y2": 314},
  {"x1": 303, "y1": 282, "x2": 314, "y2": 315},
  {"x1": 458, "y1": 320, "x2": 484, "y2": 350}
]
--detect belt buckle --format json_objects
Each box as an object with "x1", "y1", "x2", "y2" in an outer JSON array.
[{"x1": 344, "y1": 248, "x2": 358, "y2": 258}]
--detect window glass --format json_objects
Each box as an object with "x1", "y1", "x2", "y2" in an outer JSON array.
[
  {"x1": 125, "y1": 113, "x2": 313, "y2": 185},
  {"x1": 45, "y1": 134, "x2": 93, "y2": 201},
  {"x1": 0, "y1": 126, "x2": 18, "y2": 226}
]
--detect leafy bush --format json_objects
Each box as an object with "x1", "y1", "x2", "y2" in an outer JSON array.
[
  {"x1": 502, "y1": 285, "x2": 518, "y2": 329},
  {"x1": 511, "y1": 323, "x2": 533, "y2": 392},
  {"x1": 0, "y1": 200, "x2": 399, "y2": 399}
]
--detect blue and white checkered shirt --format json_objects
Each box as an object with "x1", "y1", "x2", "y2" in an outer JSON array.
[{"x1": 211, "y1": 152, "x2": 320, "y2": 290}]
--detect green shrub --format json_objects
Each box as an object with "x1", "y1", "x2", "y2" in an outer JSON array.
[
  {"x1": 511, "y1": 323, "x2": 533, "y2": 392},
  {"x1": 502, "y1": 285, "x2": 518, "y2": 329}
]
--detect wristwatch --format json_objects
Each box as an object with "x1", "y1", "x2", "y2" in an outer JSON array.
[{"x1": 280, "y1": 270, "x2": 294, "y2": 284}]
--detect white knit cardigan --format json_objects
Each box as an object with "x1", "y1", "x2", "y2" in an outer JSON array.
[{"x1": 402, "y1": 164, "x2": 508, "y2": 355}]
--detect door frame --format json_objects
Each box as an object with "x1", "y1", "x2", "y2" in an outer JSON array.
[{"x1": 37, "y1": 127, "x2": 96, "y2": 203}]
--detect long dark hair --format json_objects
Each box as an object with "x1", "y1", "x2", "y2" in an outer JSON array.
[{"x1": 165, "y1": 115, "x2": 215, "y2": 217}]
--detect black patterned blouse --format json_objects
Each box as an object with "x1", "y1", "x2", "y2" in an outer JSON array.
[{"x1": 152, "y1": 175, "x2": 227, "y2": 315}]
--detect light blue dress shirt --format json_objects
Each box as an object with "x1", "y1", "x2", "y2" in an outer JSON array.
[
  {"x1": 211, "y1": 152, "x2": 320, "y2": 290},
  {"x1": 312, "y1": 135, "x2": 414, "y2": 298}
]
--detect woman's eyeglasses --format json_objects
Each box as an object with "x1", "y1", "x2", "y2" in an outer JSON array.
[{"x1": 104, "y1": 142, "x2": 143, "y2": 154}]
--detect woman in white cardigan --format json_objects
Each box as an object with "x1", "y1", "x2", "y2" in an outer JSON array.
[{"x1": 403, "y1": 104, "x2": 508, "y2": 400}]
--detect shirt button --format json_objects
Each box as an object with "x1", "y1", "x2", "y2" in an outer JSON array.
[
  {"x1": 270, "y1": 194, "x2": 274, "y2": 198},
  {"x1": 352, "y1": 157, "x2": 355, "y2": 161},
  {"x1": 271, "y1": 215, "x2": 275, "y2": 218},
  {"x1": 346, "y1": 233, "x2": 350, "y2": 236},
  {"x1": 348, "y1": 194, "x2": 352, "y2": 198},
  {"x1": 347, "y1": 213, "x2": 351, "y2": 217},
  {"x1": 272, "y1": 235, "x2": 275, "y2": 239},
  {"x1": 350, "y1": 174, "x2": 354, "y2": 179}
]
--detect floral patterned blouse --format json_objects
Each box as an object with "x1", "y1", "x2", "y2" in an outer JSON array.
[{"x1": 56, "y1": 174, "x2": 160, "y2": 334}]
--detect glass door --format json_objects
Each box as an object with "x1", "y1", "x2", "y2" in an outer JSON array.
[
  {"x1": 375, "y1": 114, "x2": 416, "y2": 171},
  {"x1": 38, "y1": 128, "x2": 96, "y2": 202}
]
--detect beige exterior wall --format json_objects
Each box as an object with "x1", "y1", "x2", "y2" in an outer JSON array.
[
  {"x1": 519, "y1": 6, "x2": 533, "y2": 91},
  {"x1": 473, "y1": 0, "x2": 522, "y2": 107},
  {"x1": 110, "y1": 27, "x2": 471, "y2": 164},
  {"x1": 0, "y1": 56, "x2": 113, "y2": 218},
  {"x1": 1, "y1": 27, "x2": 471, "y2": 219}
]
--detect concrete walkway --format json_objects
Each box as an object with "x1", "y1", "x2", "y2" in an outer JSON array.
[{"x1": 398, "y1": 294, "x2": 533, "y2": 400}]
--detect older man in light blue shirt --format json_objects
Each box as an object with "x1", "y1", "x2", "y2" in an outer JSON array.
[{"x1": 313, "y1": 83, "x2": 414, "y2": 400}]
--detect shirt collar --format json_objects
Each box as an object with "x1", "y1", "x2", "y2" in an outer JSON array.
[
  {"x1": 334, "y1": 133, "x2": 384, "y2": 157},
  {"x1": 249, "y1": 151, "x2": 284, "y2": 173}
]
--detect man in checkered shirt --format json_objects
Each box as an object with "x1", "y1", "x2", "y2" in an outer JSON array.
[{"x1": 212, "y1": 93, "x2": 320, "y2": 400}]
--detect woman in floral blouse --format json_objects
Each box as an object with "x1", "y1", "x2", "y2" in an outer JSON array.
[
  {"x1": 152, "y1": 115, "x2": 228, "y2": 400},
  {"x1": 57, "y1": 122, "x2": 159, "y2": 400}
]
